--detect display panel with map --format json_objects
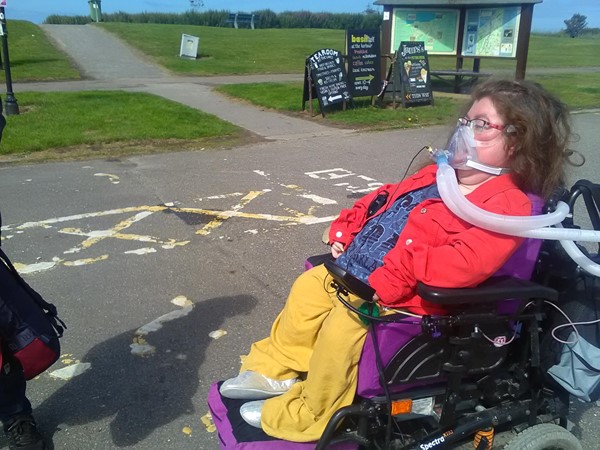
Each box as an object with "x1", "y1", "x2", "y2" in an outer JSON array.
[
  {"x1": 462, "y1": 7, "x2": 521, "y2": 58},
  {"x1": 391, "y1": 8, "x2": 459, "y2": 55}
]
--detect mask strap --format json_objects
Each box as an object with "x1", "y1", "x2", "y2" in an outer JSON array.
[{"x1": 465, "y1": 160, "x2": 511, "y2": 175}]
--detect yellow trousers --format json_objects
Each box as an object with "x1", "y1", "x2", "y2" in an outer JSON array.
[{"x1": 240, "y1": 264, "x2": 369, "y2": 442}]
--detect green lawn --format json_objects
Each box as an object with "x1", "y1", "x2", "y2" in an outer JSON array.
[
  {"x1": 0, "y1": 91, "x2": 246, "y2": 162},
  {"x1": 528, "y1": 73, "x2": 600, "y2": 110},
  {"x1": 98, "y1": 23, "x2": 600, "y2": 109},
  {"x1": 0, "y1": 21, "x2": 597, "y2": 160},
  {"x1": 429, "y1": 34, "x2": 600, "y2": 71},
  {"x1": 97, "y1": 23, "x2": 600, "y2": 76},
  {"x1": 216, "y1": 81, "x2": 463, "y2": 130},
  {"x1": 99, "y1": 23, "x2": 344, "y2": 75},
  {"x1": 6, "y1": 20, "x2": 599, "y2": 87},
  {"x1": 0, "y1": 21, "x2": 80, "y2": 82}
]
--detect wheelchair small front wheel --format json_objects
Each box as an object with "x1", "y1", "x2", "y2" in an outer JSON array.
[{"x1": 504, "y1": 423, "x2": 582, "y2": 450}]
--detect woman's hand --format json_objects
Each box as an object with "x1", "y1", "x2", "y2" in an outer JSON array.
[
  {"x1": 331, "y1": 242, "x2": 345, "y2": 258},
  {"x1": 372, "y1": 293, "x2": 380, "y2": 302}
]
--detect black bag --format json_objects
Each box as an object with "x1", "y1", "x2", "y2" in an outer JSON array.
[{"x1": 0, "y1": 212, "x2": 66, "y2": 380}]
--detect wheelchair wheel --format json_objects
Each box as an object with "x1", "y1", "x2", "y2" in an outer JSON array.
[{"x1": 504, "y1": 423, "x2": 582, "y2": 450}]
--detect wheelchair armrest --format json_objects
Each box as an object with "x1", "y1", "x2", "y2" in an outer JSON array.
[
  {"x1": 417, "y1": 276, "x2": 559, "y2": 305},
  {"x1": 306, "y1": 253, "x2": 334, "y2": 269},
  {"x1": 324, "y1": 259, "x2": 376, "y2": 301}
]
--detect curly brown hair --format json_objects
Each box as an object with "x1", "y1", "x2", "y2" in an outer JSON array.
[{"x1": 465, "y1": 78, "x2": 572, "y2": 200}]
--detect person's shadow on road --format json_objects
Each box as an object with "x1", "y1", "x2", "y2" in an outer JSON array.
[{"x1": 33, "y1": 295, "x2": 257, "y2": 448}]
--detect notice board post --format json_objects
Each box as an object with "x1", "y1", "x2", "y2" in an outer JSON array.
[
  {"x1": 303, "y1": 48, "x2": 351, "y2": 117},
  {"x1": 375, "y1": 1, "x2": 541, "y2": 84}
]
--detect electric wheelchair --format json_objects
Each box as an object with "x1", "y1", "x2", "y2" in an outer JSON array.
[
  {"x1": 209, "y1": 181, "x2": 598, "y2": 449},
  {"x1": 309, "y1": 183, "x2": 599, "y2": 450}
]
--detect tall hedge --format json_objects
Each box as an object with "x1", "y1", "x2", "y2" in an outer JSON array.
[{"x1": 44, "y1": 9, "x2": 383, "y2": 30}]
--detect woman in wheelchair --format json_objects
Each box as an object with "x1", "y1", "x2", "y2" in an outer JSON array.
[{"x1": 219, "y1": 79, "x2": 573, "y2": 443}]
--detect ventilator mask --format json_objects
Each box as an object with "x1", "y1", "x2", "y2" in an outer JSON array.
[{"x1": 440, "y1": 123, "x2": 511, "y2": 176}]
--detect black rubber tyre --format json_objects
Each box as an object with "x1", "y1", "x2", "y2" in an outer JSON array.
[{"x1": 503, "y1": 423, "x2": 582, "y2": 450}]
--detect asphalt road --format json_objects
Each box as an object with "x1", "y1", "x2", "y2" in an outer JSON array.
[
  {"x1": 1, "y1": 113, "x2": 599, "y2": 449},
  {"x1": 1, "y1": 23, "x2": 599, "y2": 450}
]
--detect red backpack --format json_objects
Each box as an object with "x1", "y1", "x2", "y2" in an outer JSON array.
[{"x1": 0, "y1": 229, "x2": 66, "y2": 379}]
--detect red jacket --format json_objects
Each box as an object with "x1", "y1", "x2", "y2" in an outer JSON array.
[{"x1": 328, "y1": 165, "x2": 532, "y2": 315}]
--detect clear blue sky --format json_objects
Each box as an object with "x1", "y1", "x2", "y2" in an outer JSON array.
[{"x1": 7, "y1": 0, "x2": 600, "y2": 32}]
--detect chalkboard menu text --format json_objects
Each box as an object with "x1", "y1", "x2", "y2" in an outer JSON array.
[
  {"x1": 394, "y1": 41, "x2": 433, "y2": 107},
  {"x1": 303, "y1": 48, "x2": 351, "y2": 115},
  {"x1": 347, "y1": 29, "x2": 381, "y2": 97}
]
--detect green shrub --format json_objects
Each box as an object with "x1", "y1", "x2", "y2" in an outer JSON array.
[{"x1": 44, "y1": 9, "x2": 383, "y2": 30}]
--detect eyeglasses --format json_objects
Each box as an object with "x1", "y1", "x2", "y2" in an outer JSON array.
[{"x1": 457, "y1": 117, "x2": 507, "y2": 134}]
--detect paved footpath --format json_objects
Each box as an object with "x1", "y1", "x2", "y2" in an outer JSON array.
[{"x1": 16, "y1": 24, "x2": 354, "y2": 141}]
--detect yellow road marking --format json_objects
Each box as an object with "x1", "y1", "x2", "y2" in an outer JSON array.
[
  {"x1": 63, "y1": 255, "x2": 109, "y2": 266},
  {"x1": 77, "y1": 211, "x2": 155, "y2": 249},
  {"x1": 196, "y1": 190, "x2": 268, "y2": 235},
  {"x1": 7, "y1": 189, "x2": 337, "y2": 272}
]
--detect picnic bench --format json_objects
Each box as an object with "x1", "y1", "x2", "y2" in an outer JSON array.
[
  {"x1": 430, "y1": 69, "x2": 492, "y2": 93},
  {"x1": 226, "y1": 13, "x2": 259, "y2": 30},
  {"x1": 430, "y1": 58, "x2": 491, "y2": 93}
]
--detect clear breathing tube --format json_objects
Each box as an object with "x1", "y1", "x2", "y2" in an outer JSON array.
[{"x1": 432, "y1": 152, "x2": 600, "y2": 277}]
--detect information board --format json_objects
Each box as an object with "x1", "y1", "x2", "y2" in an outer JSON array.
[
  {"x1": 394, "y1": 41, "x2": 432, "y2": 107},
  {"x1": 391, "y1": 8, "x2": 459, "y2": 55},
  {"x1": 304, "y1": 48, "x2": 351, "y2": 113},
  {"x1": 462, "y1": 7, "x2": 521, "y2": 58},
  {"x1": 346, "y1": 29, "x2": 381, "y2": 97}
]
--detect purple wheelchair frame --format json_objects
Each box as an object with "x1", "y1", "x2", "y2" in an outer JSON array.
[{"x1": 311, "y1": 194, "x2": 544, "y2": 398}]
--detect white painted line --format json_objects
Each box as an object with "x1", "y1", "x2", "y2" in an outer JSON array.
[
  {"x1": 49, "y1": 362, "x2": 92, "y2": 380},
  {"x1": 135, "y1": 305, "x2": 194, "y2": 336},
  {"x1": 298, "y1": 194, "x2": 337, "y2": 205},
  {"x1": 124, "y1": 247, "x2": 157, "y2": 255},
  {"x1": 94, "y1": 173, "x2": 120, "y2": 184}
]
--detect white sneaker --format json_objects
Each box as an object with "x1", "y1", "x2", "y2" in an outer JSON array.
[
  {"x1": 240, "y1": 400, "x2": 265, "y2": 429},
  {"x1": 220, "y1": 370, "x2": 298, "y2": 400}
]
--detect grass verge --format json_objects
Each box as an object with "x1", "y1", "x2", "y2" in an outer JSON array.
[
  {"x1": 527, "y1": 73, "x2": 600, "y2": 110},
  {"x1": 216, "y1": 81, "x2": 465, "y2": 130},
  {"x1": 0, "y1": 21, "x2": 80, "y2": 82},
  {"x1": 0, "y1": 91, "x2": 257, "y2": 164}
]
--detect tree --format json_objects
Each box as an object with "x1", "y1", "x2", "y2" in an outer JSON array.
[{"x1": 564, "y1": 13, "x2": 587, "y2": 38}]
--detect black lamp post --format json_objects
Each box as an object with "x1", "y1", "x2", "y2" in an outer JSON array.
[{"x1": 0, "y1": 7, "x2": 19, "y2": 115}]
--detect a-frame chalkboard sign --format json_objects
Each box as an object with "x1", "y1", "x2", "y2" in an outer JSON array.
[
  {"x1": 303, "y1": 48, "x2": 352, "y2": 117},
  {"x1": 394, "y1": 41, "x2": 433, "y2": 107},
  {"x1": 346, "y1": 29, "x2": 381, "y2": 99}
]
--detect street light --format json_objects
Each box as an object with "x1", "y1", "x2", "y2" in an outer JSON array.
[{"x1": 0, "y1": 7, "x2": 19, "y2": 115}]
